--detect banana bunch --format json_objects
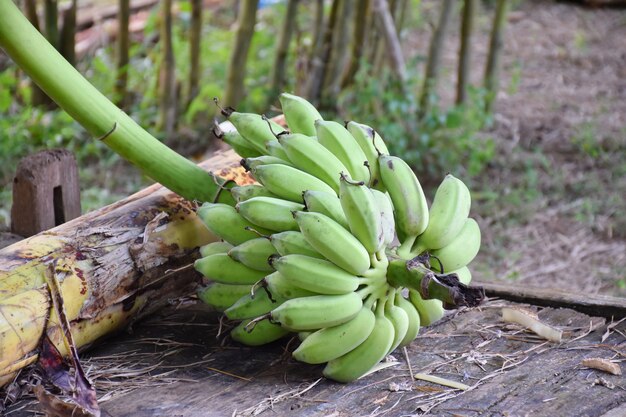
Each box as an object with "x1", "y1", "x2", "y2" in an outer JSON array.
[{"x1": 195, "y1": 93, "x2": 483, "y2": 382}]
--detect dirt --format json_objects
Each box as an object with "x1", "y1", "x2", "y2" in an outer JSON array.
[{"x1": 410, "y1": 0, "x2": 626, "y2": 297}]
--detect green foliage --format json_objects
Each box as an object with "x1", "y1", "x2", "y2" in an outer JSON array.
[{"x1": 338, "y1": 66, "x2": 494, "y2": 182}]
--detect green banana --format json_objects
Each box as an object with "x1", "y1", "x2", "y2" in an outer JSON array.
[
  {"x1": 265, "y1": 140, "x2": 291, "y2": 160},
  {"x1": 413, "y1": 174, "x2": 471, "y2": 253},
  {"x1": 408, "y1": 289, "x2": 444, "y2": 326},
  {"x1": 293, "y1": 307, "x2": 375, "y2": 364},
  {"x1": 394, "y1": 293, "x2": 421, "y2": 347},
  {"x1": 221, "y1": 130, "x2": 263, "y2": 158},
  {"x1": 269, "y1": 231, "x2": 323, "y2": 259},
  {"x1": 385, "y1": 301, "x2": 409, "y2": 355},
  {"x1": 293, "y1": 211, "x2": 370, "y2": 275},
  {"x1": 279, "y1": 93, "x2": 323, "y2": 136},
  {"x1": 228, "y1": 237, "x2": 277, "y2": 272},
  {"x1": 322, "y1": 308, "x2": 394, "y2": 383},
  {"x1": 197, "y1": 203, "x2": 272, "y2": 246},
  {"x1": 194, "y1": 253, "x2": 267, "y2": 284},
  {"x1": 226, "y1": 111, "x2": 285, "y2": 153},
  {"x1": 429, "y1": 218, "x2": 481, "y2": 273},
  {"x1": 449, "y1": 266, "x2": 472, "y2": 285},
  {"x1": 251, "y1": 164, "x2": 336, "y2": 203},
  {"x1": 271, "y1": 254, "x2": 361, "y2": 295},
  {"x1": 378, "y1": 155, "x2": 429, "y2": 240},
  {"x1": 339, "y1": 174, "x2": 384, "y2": 254},
  {"x1": 199, "y1": 241, "x2": 233, "y2": 258},
  {"x1": 277, "y1": 133, "x2": 348, "y2": 192},
  {"x1": 235, "y1": 196, "x2": 303, "y2": 232},
  {"x1": 230, "y1": 184, "x2": 277, "y2": 203},
  {"x1": 346, "y1": 121, "x2": 389, "y2": 189},
  {"x1": 197, "y1": 283, "x2": 252, "y2": 311},
  {"x1": 270, "y1": 292, "x2": 363, "y2": 331},
  {"x1": 315, "y1": 120, "x2": 370, "y2": 184},
  {"x1": 370, "y1": 189, "x2": 396, "y2": 247},
  {"x1": 264, "y1": 271, "x2": 317, "y2": 299},
  {"x1": 302, "y1": 190, "x2": 349, "y2": 230},
  {"x1": 231, "y1": 318, "x2": 291, "y2": 346},
  {"x1": 225, "y1": 290, "x2": 284, "y2": 320},
  {"x1": 242, "y1": 155, "x2": 293, "y2": 171}
]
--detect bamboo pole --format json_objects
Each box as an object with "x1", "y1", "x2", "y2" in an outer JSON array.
[
  {"x1": 456, "y1": 0, "x2": 477, "y2": 105},
  {"x1": 115, "y1": 0, "x2": 130, "y2": 109},
  {"x1": 223, "y1": 0, "x2": 259, "y2": 108},
  {"x1": 187, "y1": 0, "x2": 203, "y2": 108},
  {"x1": 158, "y1": 0, "x2": 177, "y2": 136},
  {"x1": 59, "y1": 0, "x2": 77, "y2": 67},
  {"x1": 267, "y1": 0, "x2": 299, "y2": 107},
  {"x1": 484, "y1": 0, "x2": 509, "y2": 113}
]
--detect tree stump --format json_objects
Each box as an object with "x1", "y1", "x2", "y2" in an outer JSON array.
[{"x1": 11, "y1": 149, "x2": 81, "y2": 237}]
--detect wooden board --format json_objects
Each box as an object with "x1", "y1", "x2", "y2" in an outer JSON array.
[{"x1": 5, "y1": 300, "x2": 624, "y2": 416}]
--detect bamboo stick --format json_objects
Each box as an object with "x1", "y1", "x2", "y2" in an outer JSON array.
[{"x1": 456, "y1": 0, "x2": 477, "y2": 105}]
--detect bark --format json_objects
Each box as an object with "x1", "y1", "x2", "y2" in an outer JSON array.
[
  {"x1": 187, "y1": 0, "x2": 203, "y2": 108},
  {"x1": 456, "y1": 0, "x2": 477, "y2": 104},
  {"x1": 59, "y1": 0, "x2": 77, "y2": 67},
  {"x1": 267, "y1": 0, "x2": 299, "y2": 107},
  {"x1": 115, "y1": 0, "x2": 131, "y2": 110},
  {"x1": 484, "y1": 0, "x2": 509, "y2": 112},
  {"x1": 305, "y1": 0, "x2": 341, "y2": 105},
  {"x1": 418, "y1": 0, "x2": 454, "y2": 118},
  {"x1": 223, "y1": 0, "x2": 259, "y2": 108},
  {"x1": 340, "y1": 0, "x2": 370, "y2": 88},
  {"x1": 0, "y1": 149, "x2": 249, "y2": 387},
  {"x1": 371, "y1": 0, "x2": 406, "y2": 82},
  {"x1": 321, "y1": 0, "x2": 354, "y2": 101},
  {"x1": 158, "y1": 0, "x2": 177, "y2": 136}
]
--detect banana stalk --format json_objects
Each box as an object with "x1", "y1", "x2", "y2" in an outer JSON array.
[{"x1": 0, "y1": 151, "x2": 249, "y2": 387}]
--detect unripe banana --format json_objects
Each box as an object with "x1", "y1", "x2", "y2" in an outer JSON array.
[
  {"x1": 199, "y1": 241, "x2": 233, "y2": 258},
  {"x1": 194, "y1": 253, "x2": 267, "y2": 285},
  {"x1": 225, "y1": 290, "x2": 284, "y2": 320},
  {"x1": 370, "y1": 189, "x2": 396, "y2": 247},
  {"x1": 226, "y1": 112, "x2": 286, "y2": 153},
  {"x1": 278, "y1": 133, "x2": 348, "y2": 192},
  {"x1": 221, "y1": 130, "x2": 263, "y2": 158},
  {"x1": 231, "y1": 318, "x2": 291, "y2": 346},
  {"x1": 449, "y1": 266, "x2": 472, "y2": 285},
  {"x1": 228, "y1": 238, "x2": 277, "y2": 272},
  {"x1": 378, "y1": 155, "x2": 429, "y2": 239},
  {"x1": 315, "y1": 120, "x2": 370, "y2": 184},
  {"x1": 271, "y1": 254, "x2": 361, "y2": 295},
  {"x1": 242, "y1": 155, "x2": 293, "y2": 171},
  {"x1": 346, "y1": 121, "x2": 389, "y2": 189},
  {"x1": 265, "y1": 140, "x2": 291, "y2": 160},
  {"x1": 197, "y1": 283, "x2": 252, "y2": 311},
  {"x1": 293, "y1": 307, "x2": 375, "y2": 364},
  {"x1": 252, "y1": 164, "x2": 336, "y2": 203},
  {"x1": 269, "y1": 231, "x2": 323, "y2": 259},
  {"x1": 264, "y1": 271, "x2": 317, "y2": 299},
  {"x1": 279, "y1": 93, "x2": 323, "y2": 136},
  {"x1": 197, "y1": 203, "x2": 271, "y2": 245},
  {"x1": 236, "y1": 197, "x2": 304, "y2": 232},
  {"x1": 385, "y1": 303, "x2": 409, "y2": 355},
  {"x1": 302, "y1": 190, "x2": 349, "y2": 230},
  {"x1": 322, "y1": 310, "x2": 394, "y2": 383},
  {"x1": 339, "y1": 174, "x2": 384, "y2": 254},
  {"x1": 430, "y1": 218, "x2": 481, "y2": 273},
  {"x1": 230, "y1": 184, "x2": 277, "y2": 203},
  {"x1": 270, "y1": 292, "x2": 363, "y2": 331},
  {"x1": 408, "y1": 289, "x2": 444, "y2": 326},
  {"x1": 293, "y1": 211, "x2": 370, "y2": 275},
  {"x1": 413, "y1": 174, "x2": 471, "y2": 252},
  {"x1": 298, "y1": 332, "x2": 312, "y2": 341},
  {"x1": 394, "y1": 294, "x2": 421, "y2": 347}
]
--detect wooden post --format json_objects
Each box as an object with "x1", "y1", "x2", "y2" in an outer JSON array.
[{"x1": 11, "y1": 149, "x2": 81, "y2": 237}]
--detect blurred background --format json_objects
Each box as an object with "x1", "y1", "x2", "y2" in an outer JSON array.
[{"x1": 0, "y1": 0, "x2": 624, "y2": 296}]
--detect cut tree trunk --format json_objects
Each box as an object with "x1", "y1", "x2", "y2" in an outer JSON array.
[{"x1": 0, "y1": 149, "x2": 252, "y2": 388}]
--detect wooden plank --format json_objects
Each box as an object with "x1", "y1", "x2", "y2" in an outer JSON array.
[
  {"x1": 5, "y1": 300, "x2": 623, "y2": 416},
  {"x1": 477, "y1": 281, "x2": 626, "y2": 319}
]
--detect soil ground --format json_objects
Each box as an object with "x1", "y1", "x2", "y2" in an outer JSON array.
[{"x1": 414, "y1": 0, "x2": 626, "y2": 297}]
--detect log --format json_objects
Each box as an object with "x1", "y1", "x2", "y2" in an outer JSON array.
[{"x1": 0, "y1": 149, "x2": 252, "y2": 387}]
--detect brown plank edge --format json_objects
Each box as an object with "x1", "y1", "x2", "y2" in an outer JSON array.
[{"x1": 476, "y1": 281, "x2": 626, "y2": 319}]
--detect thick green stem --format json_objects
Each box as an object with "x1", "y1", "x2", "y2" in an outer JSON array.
[
  {"x1": 0, "y1": 0, "x2": 223, "y2": 203},
  {"x1": 386, "y1": 258, "x2": 484, "y2": 307}
]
